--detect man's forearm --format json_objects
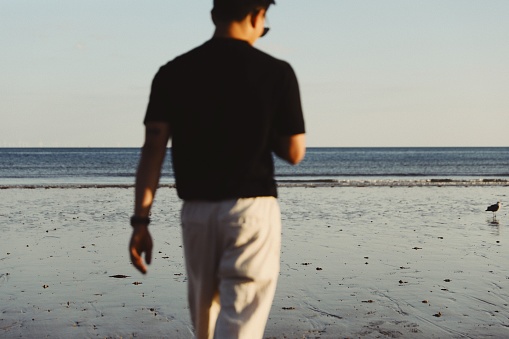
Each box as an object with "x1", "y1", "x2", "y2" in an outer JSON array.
[{"x1": 134, "y1": 144, "x2": 167, "y2": 217}]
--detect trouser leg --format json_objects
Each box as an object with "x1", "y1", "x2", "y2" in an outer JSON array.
[
  {"x1": 181, "y1": 201, "x2": 220, "y2": 339},
  {"x1": 214, "y1": 197, "x2": 281, "y2": 339}
]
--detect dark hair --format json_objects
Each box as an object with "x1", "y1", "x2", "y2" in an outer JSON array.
[{"x1": 212, "y1": 0, "x2": 275, "y2": 22}]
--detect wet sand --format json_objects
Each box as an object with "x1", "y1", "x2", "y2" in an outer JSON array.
[{"x1": 1, "y1": 186, "x2": 508, "y2": 338}]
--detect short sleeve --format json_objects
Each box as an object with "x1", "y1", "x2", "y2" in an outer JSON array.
[
  {"x1": 274, "y1": 62, "x2": 305, "y2": 136},
  {"x1": 143, "y1": 67, "x2": 172, "y2": 125}
]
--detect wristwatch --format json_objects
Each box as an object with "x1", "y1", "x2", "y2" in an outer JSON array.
[{"x1": 130, "y1": 215, "x2": 151, "y2": 227}]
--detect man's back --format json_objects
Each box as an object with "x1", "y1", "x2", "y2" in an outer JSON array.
[{"x1": 144, "y1": 38, "x2": 304, "y2": 200}]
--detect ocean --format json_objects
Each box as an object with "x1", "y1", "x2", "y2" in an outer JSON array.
[{"x1": 0, "y1": 147, "x2": 508, "y2": 187}]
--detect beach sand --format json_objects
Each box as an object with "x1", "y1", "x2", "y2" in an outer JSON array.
[{"x1": 1, "y1": 186, "x2": 508, "y2": 338}]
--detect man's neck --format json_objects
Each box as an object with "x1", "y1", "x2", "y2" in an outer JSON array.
[{"x1": 212, "y1": 22, "x2": 257, "y2": 45}]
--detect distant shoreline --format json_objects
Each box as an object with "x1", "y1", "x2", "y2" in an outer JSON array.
[
  {"x1": 0, "y1": 146, "x2": 508, "y2": 149},
  {"x1": 1, "y1": 178, "x2": 508, "y2": 189}
]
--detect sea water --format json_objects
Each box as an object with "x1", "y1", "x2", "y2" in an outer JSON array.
[{"x1": 0, "y1": 147, "x2": 508, "y2": 187}]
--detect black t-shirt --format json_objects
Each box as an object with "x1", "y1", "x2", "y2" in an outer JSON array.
[{"x1": 144, "y1": 38, "x2": 305, "y2": 200}]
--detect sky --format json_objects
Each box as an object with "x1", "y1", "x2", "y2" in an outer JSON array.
[{"x1": 1, "y1": 0, "x2": 508, "y2": 147}]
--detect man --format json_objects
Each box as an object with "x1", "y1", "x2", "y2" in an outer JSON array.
[{"x1": 129, "y1": 0, "x2": 305, "y2": 337}]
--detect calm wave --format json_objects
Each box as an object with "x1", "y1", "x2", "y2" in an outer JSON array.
[{"x1": 0, "y1": 147, "x2": 508, "y2": 188}]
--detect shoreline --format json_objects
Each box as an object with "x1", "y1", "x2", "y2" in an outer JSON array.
[{"x1": 0, "y1": 178, "x2": 508, "y2": 190}]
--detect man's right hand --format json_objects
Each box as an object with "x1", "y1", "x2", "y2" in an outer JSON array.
[{"x1": 129, "y1": 225, "x2": 153, "y2": 274}]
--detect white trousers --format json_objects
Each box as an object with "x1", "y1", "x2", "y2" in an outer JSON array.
[{"x1": 181, "y1": 197, "x2": 281, "y2": 339}]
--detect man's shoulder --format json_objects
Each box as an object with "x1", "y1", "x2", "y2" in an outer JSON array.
[
  {"x1": 159, "y1": 42, "x2": 209, "y2": 69},
  {"x1": 251, "y1": 46, "x2": 289, "y2": 65},
  {"x1": 242, "y1": 46, "x2": 297, "y2": 81}
]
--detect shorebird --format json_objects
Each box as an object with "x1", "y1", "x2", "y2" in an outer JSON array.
[{"x1": 486, "y1": 201, "x2": 501, "y2": 217}]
